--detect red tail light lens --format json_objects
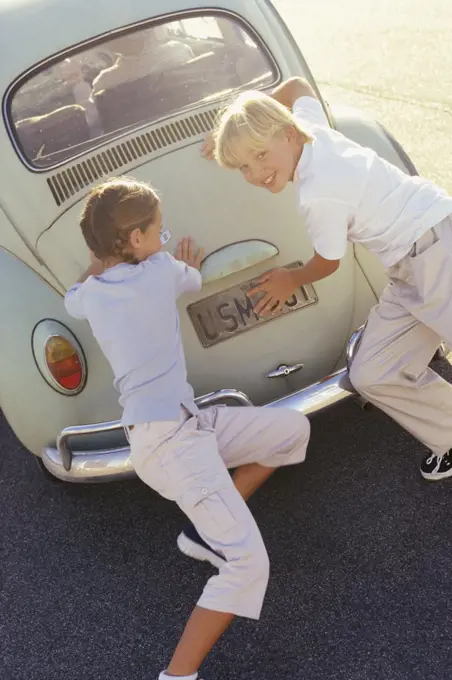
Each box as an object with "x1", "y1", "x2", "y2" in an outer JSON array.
[
  {"x1": 32, "y1": 321, "x2": 87, "y2": 396},
  {"x1": 45, "y1": 335, "x2": 83, "y2": 391}
]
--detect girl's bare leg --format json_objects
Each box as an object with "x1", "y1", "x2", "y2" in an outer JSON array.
[
  {"x1": 166, "y1": 607, "x2": 233, "y2": 677},
  {"x1": 232, "y1": 461, "x2": 276, "y2": 500},
  {"x1": 166, "y1": 463, "x2": 275, "y2": 676}
]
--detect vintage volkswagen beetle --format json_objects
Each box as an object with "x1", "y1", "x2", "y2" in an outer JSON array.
[{"x1": 0, "y1": 0, "x2": 420, "y2": 482}]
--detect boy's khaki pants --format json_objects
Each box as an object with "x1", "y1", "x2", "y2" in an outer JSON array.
[{"x1": 350, "y1": 215, "x2": 452, "y2": 456}]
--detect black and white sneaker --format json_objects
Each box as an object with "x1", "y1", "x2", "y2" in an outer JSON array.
[
  {"x1": 177, "y1": 523, "x2": 226, "y2": 570},
  {"x1": 420, "y1": 450, "x2": 452, "y2": 481}
]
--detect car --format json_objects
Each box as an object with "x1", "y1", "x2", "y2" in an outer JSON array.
[{"x1": 0, "y1": 0, "x2": 425, "y2": 482}]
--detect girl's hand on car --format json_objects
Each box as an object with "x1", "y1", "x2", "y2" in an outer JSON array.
[{"x1": 176, "y1": 237, "x2": 205, "y2": 270}]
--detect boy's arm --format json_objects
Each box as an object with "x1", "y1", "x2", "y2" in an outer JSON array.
[
  {"x1": 248, "y1": 195, "x2": 351, "y2": 316},
  {"x1": 270, "y1": 77, "x2": 318, "y2": 110},
  {"x1": 248, "y1": 190, "x2": 352, "y2": 317},
  {"x1": 247, "y1": 252, "x2": 339, "y2": 317}
]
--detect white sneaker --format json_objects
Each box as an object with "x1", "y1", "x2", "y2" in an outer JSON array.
[
  {"x1": 177, "y1": 523, "x2": 226, "y2": 570},
  {"x1": 420, "y1": 450, "x2": 452, "y2": 481},
  {"x1": 158, "y1": 672, "x2": 202, "y2": 680}
]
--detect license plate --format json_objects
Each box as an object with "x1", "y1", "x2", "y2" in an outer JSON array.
[{"x1": 188, "y1": 262, "x2": 318, "y2": 348}]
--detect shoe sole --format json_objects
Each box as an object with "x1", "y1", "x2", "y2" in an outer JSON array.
[
  {"x1": 177, "y1": 532, "x2": 225, "y2": 570},
  {"x1": 421, "y1": 467, "x2": 452, "y2": 481}
]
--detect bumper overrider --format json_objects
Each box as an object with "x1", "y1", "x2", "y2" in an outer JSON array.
[{"x1": 41, "y1": 327, "x2": 365, "y2": 482}]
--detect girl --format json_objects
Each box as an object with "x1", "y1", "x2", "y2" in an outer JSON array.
[
  {"x1": 209, "y1": 77, "x2": 452, "y2": 482},
  {"x1": 64, "y1": 176, "x2": 311, "y2": 680}
]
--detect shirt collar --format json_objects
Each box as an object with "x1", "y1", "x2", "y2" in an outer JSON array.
[
  {"x1": 294, "y1": 140, "x2": 313, "y2": 184},
  {"x1": 97, "y1": 262, "x2": 135, "y2": 282},
  {"x1": 98, "y1": 253, "x2": 164, "y2": 281}
]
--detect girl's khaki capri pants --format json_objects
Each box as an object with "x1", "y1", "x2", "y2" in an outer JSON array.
[{"x1": 129, "y1": 405, "x2": 310, "y2": 620}]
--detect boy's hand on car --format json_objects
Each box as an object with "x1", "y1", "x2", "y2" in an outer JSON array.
[
  {"x1": 176, "y1": 237, "x2": 205, "y2": 271},
  {"x1": 200, "y1": 132, "x2": 215, "y2": 160},
  {"x1": 247, "y1": 268, "x2": 297, "y2": 317}
]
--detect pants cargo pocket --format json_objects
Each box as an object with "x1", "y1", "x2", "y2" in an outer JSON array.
[
  {"x1": 132, "y1": 454, "x2": 171, "y2": 496},
  {"x1": 179, "y1": 483, "x2": 237, "y2": 538}
]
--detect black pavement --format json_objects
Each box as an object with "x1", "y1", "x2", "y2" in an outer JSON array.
[{"x1": 1, "y1": 360, "x2": 451, "y2": 680}]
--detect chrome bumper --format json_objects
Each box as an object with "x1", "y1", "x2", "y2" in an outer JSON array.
[{"x1": 41, "y1": 327, "x2": 364, "y2": 483}]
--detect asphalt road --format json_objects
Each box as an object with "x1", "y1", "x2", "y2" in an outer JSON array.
[
  {"x1": 2, "y1": 356, "x2": 452, "y2": 680},
  {"x1": 2, "y1": 1, "x2": 452, "y2": 679}
]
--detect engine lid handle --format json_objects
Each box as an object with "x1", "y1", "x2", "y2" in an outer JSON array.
[{"x1": 266, "y1": 363, "x2": 304, "y2": 379}]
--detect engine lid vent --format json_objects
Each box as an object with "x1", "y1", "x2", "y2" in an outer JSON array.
[{"x1": 47, "y1": 108, "x2": 218, "y2": 207}]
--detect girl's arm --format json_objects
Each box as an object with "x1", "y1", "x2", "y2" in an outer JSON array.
[
  {"x1": 74, "y1": 252, "x2": 105, "y2": 284},
  {"x1": 171, "y1": 237, "x2": 205, "y2": 295}
]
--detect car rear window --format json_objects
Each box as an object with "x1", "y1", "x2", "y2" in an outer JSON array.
[{"x1": 8, "y1": 13, "x2": 278, "y2": 170}]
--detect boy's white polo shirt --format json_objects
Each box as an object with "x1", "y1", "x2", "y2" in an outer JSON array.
[{"x1": 293, "y1": 97, "x2": 452, "y2": 268}]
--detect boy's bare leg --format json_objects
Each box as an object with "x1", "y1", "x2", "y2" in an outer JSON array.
[
  {"x1": 166, "y1": 607, "x2": 234, "y2": 677},
  {"x1": 232, "y1": 462, "x2": 276, "y2": 501}
]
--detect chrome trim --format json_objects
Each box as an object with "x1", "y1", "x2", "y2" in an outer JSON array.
[
  {"x1": 41, "y1": 327, "x2": 366, "y2": 482},
  {"x1": 57, "y1": 419, "x2": 124, "y2": 472},
  {"x1": 42, "y1": 443, "x2": 135, "y2": 483},
  {"x1": 3, "y1": 8, "x2": 281, "y2": 173},
  {"x1": 195, "y1": 389, "x2": 253, "y2": 409},
  {"x1": 267, "y1": 368, "x2": 352, "y2": 415},
  {"x1": 346, "y1": 324, "x2": 365, "y2": 373},
  {"x1": 266, "y1": 363, "x2": 304, "y2": 379}
]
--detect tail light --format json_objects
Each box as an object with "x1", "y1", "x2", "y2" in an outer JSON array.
[
  {"x1": 32, "y1": 321, "x2": 87, "y2": 395},
  {"x1": 45, "y1": 336, "x2": 83, "y2": 390}
]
